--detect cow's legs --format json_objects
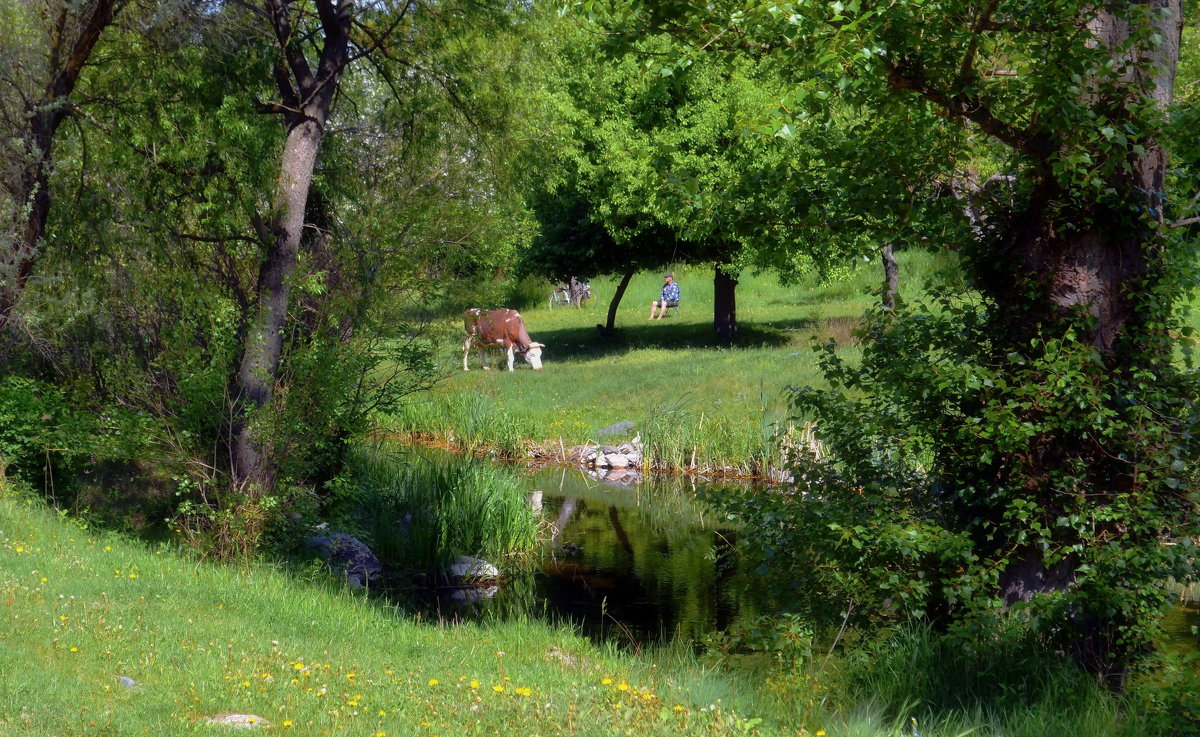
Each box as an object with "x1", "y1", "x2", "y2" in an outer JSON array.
[
  {"x1": 463, "y1": 338, "x2": 472, "y2": 371},
  {"x1": 506, "y1": 345, "x2": 517, "y2": 371},
  {"x1": 479, "y1": 349, "x2": 491, "y2": 370}
]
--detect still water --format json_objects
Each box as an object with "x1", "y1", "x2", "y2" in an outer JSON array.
[
  {"x1": 396, "y1": 453, "x2": 757, "y2": 646},
  {"x1": 381, "y1": 449, "x2": 1199, "y2": 656}
]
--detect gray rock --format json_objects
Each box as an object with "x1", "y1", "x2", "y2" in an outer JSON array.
[
  {"x1": 305, "y1": 532, "x2": 382, "y2": 589},
  {"x1": 117, "y1": 675, "x2": 138, "y2": 690},
  {"x1": 596, "y1": 421, "x2": 636, "y2": 437},
  {"x1": 605, "y1": 453, "x2": 631, "y2": 468},
  {"x1": 446, "y1": 555, "x2": 499, "y2": 581}
]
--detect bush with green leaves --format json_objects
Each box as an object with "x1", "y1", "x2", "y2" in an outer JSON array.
[{"x1": 716, "y1": 287, "x2": 1200, "y2": 674}]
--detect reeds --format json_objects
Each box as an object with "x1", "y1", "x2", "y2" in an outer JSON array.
[{"x1": 333, "y1": 449, "x2": 542, "y2": 573}]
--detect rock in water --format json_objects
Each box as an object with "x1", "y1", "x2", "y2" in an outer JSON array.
[
  {"x1": 305, "y1": 532, "x2": 382, "y2": 589},
  {"x1": 446, "y1": 555, "x2": 499, "y2": 582},
  {"x1": 605, "y1": 453, "x2": 631, "y2": 468},
  {"x1": 446, "y1": 585, "x2": 499, "y2": 605}
]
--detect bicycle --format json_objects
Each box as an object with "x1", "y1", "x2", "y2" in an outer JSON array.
[{"x1": 549, "y1": 282, "x2": 594, "y2": 309}]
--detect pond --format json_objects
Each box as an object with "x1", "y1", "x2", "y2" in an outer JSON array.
[
  {"x1": 371, "y1": 447, "x2": 1200, "y2": 658},
  {"x1": 387, "y1": 448, "x2": 760, "y2": 647}
]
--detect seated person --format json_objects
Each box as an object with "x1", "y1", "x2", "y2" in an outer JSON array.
[{"x1": 649, "y1": 272, "x2": 680, "y2": 320}]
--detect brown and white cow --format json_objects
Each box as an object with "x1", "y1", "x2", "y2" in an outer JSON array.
[{"x1": 462, "y1": 308, "x2": 544, "y2": 371}]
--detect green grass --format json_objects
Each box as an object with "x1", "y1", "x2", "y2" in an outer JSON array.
[
  {"x1": 327, "y1": 448, "x2": 543, "y2": 573},
  {"x1": 0, "y1": 486, "x2": 1185, "y2": 737},
  {"x1": 383, "y1": 251, "x2": 962, "y2": 475},
  {"x1": 0, "y1": 486, "x2": 779, "y2": 736}
]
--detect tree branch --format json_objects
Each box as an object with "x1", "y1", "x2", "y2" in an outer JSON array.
[
  {"x1": 885, "y1": 58, "x2": 1053, "y2": 159},
  {"x1": 264, "y1": 0, "x2": 315, "y2": 94},
  {"x1": 955, "y1": 0, "x2": 1001, "y2": 91}
]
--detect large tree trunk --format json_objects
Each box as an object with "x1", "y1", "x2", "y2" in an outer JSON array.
[
  {"x1": 0, "y1": 0, "x2": 121, "y2": 332},
  {"x1": 230, "y1": 0, "x2": 352, "y2": 494},
  {"x1": 713, "y1": 266, "x2": 737, "y2": 341},
  {"x1": 972, "y1": 1, "x2": 1181, "y2": 675},
  {"x1": 598, "y1": 266, "x2": 635, "y2": 337},
  {"x1": 989, "y1": 1, "x2": 1178, "y2": 357}
]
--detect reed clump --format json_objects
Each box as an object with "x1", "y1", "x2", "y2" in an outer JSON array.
[{"x1": 327, "y1": 449, "x2": 542, "y2": 573}]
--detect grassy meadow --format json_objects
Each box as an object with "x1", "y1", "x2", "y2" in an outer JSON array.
[{"x1": 383, "y1": 251, "x2": 966, "y2": 475}]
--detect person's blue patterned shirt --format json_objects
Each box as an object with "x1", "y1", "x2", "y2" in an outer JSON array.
[{"x1": 661, "y1": 281, "x2": 680, "y2": 303}]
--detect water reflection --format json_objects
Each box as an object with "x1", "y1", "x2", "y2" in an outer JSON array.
[{"x1": 393, "y1": 453, "x2": 756, "y2": 646}]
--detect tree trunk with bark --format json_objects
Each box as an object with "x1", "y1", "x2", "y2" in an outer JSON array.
[
  {"x1": 598, "y1": 266, "x2": 635, "y2": 337},
  {"x1": 713, "y1": 266, "x2": 737, "y2": 341},
  {"x1": 880, "y1": 242, "x2": 899, "y2": 312},
  {"x1": 230, "y1": 0, "x2": 352, "y2": 494},
  {"x1": 0, "y1": 0, "x2": 121, "y2": 332}
]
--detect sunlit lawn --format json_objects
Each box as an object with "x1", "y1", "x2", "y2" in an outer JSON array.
[{"x1": 383, "y1": 251, "x2": 957, "y2": 472}]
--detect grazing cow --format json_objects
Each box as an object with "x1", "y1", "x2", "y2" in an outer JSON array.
[{"x1": 462, "y1": 308, "x2": 545, "y2": 371}]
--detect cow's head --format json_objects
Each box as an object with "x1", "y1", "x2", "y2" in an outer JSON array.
[{"x1": 523, "y1": 342, "x2": 544, "y2": 370}]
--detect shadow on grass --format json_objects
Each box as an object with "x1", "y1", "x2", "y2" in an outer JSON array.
[
  {"x1": 530, "y1": 315, "x2": 864, "y2": 363},
  {"x1": 530, "y1": 320, "x2": 799, "y2": 361}
]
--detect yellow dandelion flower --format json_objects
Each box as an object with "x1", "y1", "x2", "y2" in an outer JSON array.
[
  {"x1": 616, "y1": 682, "x2": 629, "y2": 692},
  {"x1": 600, "y1": 678, "x2": 613, "y2": 685},
  {"x1": 241, "y1": 681, "x2": 251, "y2": 687},
  {"x1": 282, "y1": 720, "x2": 293, "y2": 727},
  {"x1": 375, "y1": 732, "x2": 387, "y2": 737},
  {"x1": 378, "y1": 710, "x2": 387, "y2": 716},
  {"x1": 492, "y1": 685, "x2": 504, "y2": 693},
  {"x1": 15, "y1": 546, "x2": 24, "y2": 552},
  {"x1": 40, "y1": 577, "x2": 47, "y2": 582},
  {"x1": 104, "y1": 546, "x2": 111, "y2": 551},
  {"x1": 816, "y1": 732, "x2": 826, "y2": 737},
  {"x1": 515, "y1": 687, "x2": 531, "y2": 697},
  {"x1": 427, "y1": 678, "x2": 439, "y2": 686},
  {"x1": 69, "y1": 647, "x2": 78, "y2": 652},
  {"x1": 673, "y1": 705, "x2": 684, "y2": 712},
  {"x1": 470, "y1": 680, "x2": 479, "y2": 689}
]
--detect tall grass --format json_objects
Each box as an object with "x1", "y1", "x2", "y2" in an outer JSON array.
[
  {"x1": 836, "y1": 623, "x2": 1171, "y2": 737},
  {"x1": 329, "y1": 449, "x2": 541, "y2": 573}
]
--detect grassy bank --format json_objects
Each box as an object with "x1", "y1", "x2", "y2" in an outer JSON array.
[
  {"x1": 0, "y1": 485, "x2": 779, "y2": 736},
  {"x1": 382, "y1": 252, "x2": 962, "y2": 475},
  {"x1": 1, "y1": 485, "x2": 1184, "y2": 737}
]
